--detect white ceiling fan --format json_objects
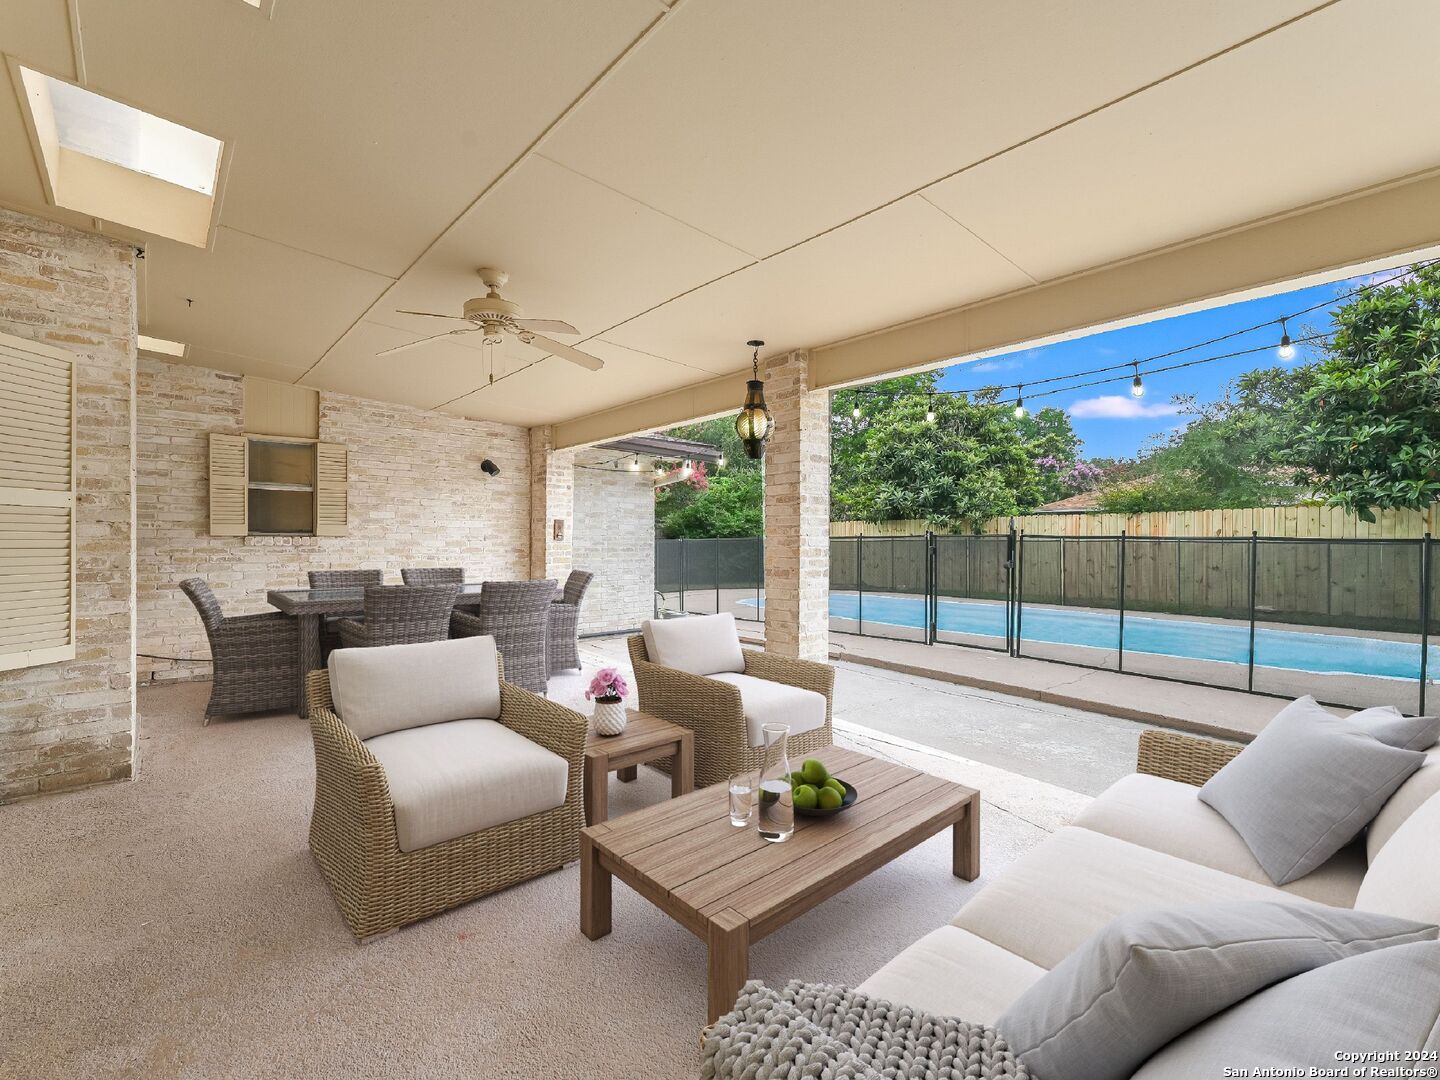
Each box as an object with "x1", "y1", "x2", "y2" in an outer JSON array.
[{"x1": 376, "y1": 268, "x2": 604, "y2": 372}]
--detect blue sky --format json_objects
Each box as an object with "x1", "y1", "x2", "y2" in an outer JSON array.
[{"x1": 933, "y1": 264, "x2": 1409, "y2": 460}]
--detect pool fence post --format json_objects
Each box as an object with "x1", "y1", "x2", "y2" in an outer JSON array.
[
  {"x1": 1247, "y1": 531, "x2": 1259, "y2": 693},
  {"x1": 1420, "y1": 534, "x2": 1432, "y2": 715},
  {"x1": 756, "y1": 536, "x2": 763, "y2": 621},
  {"x1": 856, "y1": 534, "x2": 864, "y2": 637},
  {"x1": 679, "y1": 539, "x2": 687, "y2": 615},
  {"x1": 1014, "y1": 530, "x2": 1025, "y2": 656},
  {"x1": 926, "y1": 530, "x2": 936, "y2": 645},
  {"x1": 1117, "y1": 531, "x2": 1127, "y2": 673},
  {"x1": 715, "y1": 538, "x2": 721, "y2": 617}
]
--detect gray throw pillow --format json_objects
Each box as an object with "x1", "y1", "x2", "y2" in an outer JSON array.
[
  {"x1": 1349, "y1": 702, "x2": 1440, "y2": 751},
  {"x1": 995, "y1": 902, "x2": 1436, "y2": 1080},
  {"x1": 1200, "y1": 697, "x2": 1425, "y2": 884},
  {"x1": 1132, "y1": 940, "x2": 1440, "y2": 1076}
]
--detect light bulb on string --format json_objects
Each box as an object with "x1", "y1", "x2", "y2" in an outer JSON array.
[
  {"x1": 925, "y1": 394, "x2": 936, "y2": 424},
  {"x1": 1130, "y1": 363, "x2": 1145, "y2": 398},
  {"x1": 1277, "y1": 318, "x2": 1296, "y2": 361},
  {"x1": 717, "y1": 453, "x2": 726, "y2": 468},
  {"x1": 852, "y1": 404, "x2": 862, "y2": 419},
  {"x1": 628, "y1": 456, "x2": 639, "y2": 471},
  {"x1": 1013, "y1": 386, "x2": 1026, "y2": 420}
]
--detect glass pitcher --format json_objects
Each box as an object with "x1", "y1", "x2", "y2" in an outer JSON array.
[{"x1": 756, "y1": 722, "x2": 794, "y2": 843}]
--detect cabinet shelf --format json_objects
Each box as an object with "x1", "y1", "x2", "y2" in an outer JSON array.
[{"x1": 248, "y1": 481, "x2": 314, "y2": 492}]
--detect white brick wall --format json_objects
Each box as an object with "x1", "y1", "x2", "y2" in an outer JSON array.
[
  {"x1": 573, "y1": 462, "x2": 655, "y2": 635},
  {"x1": 136, "y1": 357, "x2": 531, "y2": 682},
  {"x1": 0, "y1": 207, "x2": 136, "y2": 802}
]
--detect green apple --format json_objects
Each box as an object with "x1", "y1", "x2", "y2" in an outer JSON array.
[
  {"x1": 817, "y1": 786, "x2": 843, "y2": 810},
  {"x1": 800, "y1": 758, "x2": 829, "y2": 786},
  {"x1": 793, "y1": 784, "x2": 819, "y2": 811}
]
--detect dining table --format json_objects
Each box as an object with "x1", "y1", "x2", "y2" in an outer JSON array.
[{"x1": 266, "y1": 583, "x2": 488, "y2": 718}]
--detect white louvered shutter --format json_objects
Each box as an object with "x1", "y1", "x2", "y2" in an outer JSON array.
[
  {"x1": 314, "y1": 442, "x2": 347, "y2": 536},
  {"x1": 0, "y1": 331, "x2": 76, "y2": 672},
  {"x1": 208, "y1": 433, "x2": 248, "y2": 536}
]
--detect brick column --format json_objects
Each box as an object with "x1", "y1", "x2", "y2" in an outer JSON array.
[
  {"x1": 761, "y1": 349, "x2": 830, "y2": 661},
  {"x1": 529, "y1": 425, "x2": 574, "y2": 581}
]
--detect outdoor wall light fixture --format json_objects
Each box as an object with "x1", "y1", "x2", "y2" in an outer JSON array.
[
  {"x1": 1013, "y1": 386, "x2": 1027, "y2": 419},
  {"x1": 480, "y1": 458, "x2": 500, "y2": 477},
  {"x1": 1130, "y1": 362, "x2": 1145, "y2": 398},
  {"x1": 734, "y1": 339, "x2": 774, "y2": 460},
  {"x1": 1277, "y1": 318, "x2": 1296, "y2": 361}
]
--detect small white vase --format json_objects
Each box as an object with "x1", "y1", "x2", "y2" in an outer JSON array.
[{"x1": 593, "y1": 698, "x2": 628, "y2": 736}]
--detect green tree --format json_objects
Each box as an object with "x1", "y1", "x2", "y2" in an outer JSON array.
[
  {"x1": 831, "y1": 372, "x2": 938, "y2": 519},
  {"x1": 658, "y1": 469, "x2": 763, "y2": 538},
  {"x1": 1096, "y1": 366, "x2": 1311, "y2": 513},
  {"x1": 1014, "y1": 405, "x2": 1084, "y2": 502},
  {"x1": 652, "y1": 415, "x2": 760, "y2": 531},
  {"x1": 839, "y1": 389, "x2": 1045, "y2": 532},
  {"x1": 1285, "y1": 264, "x2": 1440, "y2": 520}
]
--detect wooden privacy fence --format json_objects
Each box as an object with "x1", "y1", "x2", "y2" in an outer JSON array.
[{"x1": 830, "y1": 503, "x2": 1440, "y2": 539}]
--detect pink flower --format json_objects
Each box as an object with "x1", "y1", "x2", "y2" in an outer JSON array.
[{"x1": 586, "y1": 667, "x2": 629, "y2": 701}]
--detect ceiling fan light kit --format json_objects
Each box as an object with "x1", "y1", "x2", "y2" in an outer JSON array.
[
  {"x1": 734, "y1": 339, "x2": 774, "y2": 460},
  {"x1": 377, "y1": 267, "x2": 605, "y2": 373}
]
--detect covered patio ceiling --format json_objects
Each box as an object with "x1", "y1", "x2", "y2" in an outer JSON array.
[{"x1": 2, "y1": 0, "x2": 1438, "y2": 439}]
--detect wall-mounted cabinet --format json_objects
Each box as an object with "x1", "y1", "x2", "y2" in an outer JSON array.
[{"x1": 209, "y1": 433, "x2": 347, "y2": 537}]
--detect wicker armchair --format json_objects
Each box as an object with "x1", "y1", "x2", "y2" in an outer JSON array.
[
  {"x1": 179, "y1": 577, "x2": 299, "y2": 721},
  {"x1": 305, "y1": 662, "x2": 587, "y2": 941},
  {"x1": 335, "y1": 584, "x2": 459, "y2": 649},
  {"x1": 400, "y1": 567, "x2": 464, "y2": 586},
  {"x1": 308, "y1": 569, "x2": 384, "y2": 659},
  {"x1": 547, "y1": 570, "x2": 594, "y2": 674},
  {"x1": 627, "y1": 633, "x2": 834, "y2": 788},
  {"x1": 452, "y1": 579, "x2": 557, "y2": 694}
]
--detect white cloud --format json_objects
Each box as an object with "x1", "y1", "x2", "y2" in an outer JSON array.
[
  {"x1": 970, "y1": 358, "x2": 1021, "y2": 373},
  {"x1": 1067, "y1": 395, "x2": 1186, "y2": 419}
]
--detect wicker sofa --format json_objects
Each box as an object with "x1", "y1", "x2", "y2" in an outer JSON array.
[
  {"x1": 627, "y1": 613, "x2": 834, "y2": 788},
  {"x1": 306, "y1": 635, "x2": 587, "y2": 941},
  {"x1": 848, "y1": 727, "x2": 1440, "y2": 1027}
]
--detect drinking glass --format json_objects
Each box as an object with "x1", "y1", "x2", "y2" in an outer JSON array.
[{"x1": 728, "y1": 771, "x2": 754, "y2": 827}]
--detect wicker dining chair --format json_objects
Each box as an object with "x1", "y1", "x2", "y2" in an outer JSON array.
[
  {"x1": 308, "y1": 569, "x2": 384, "y2": 659},
  {"x1": 547, "y1": 570, "x2": 594, "y2": 674},
  {"x1": 400, "y1": 567, "x2": 464, "y2": 586},
  {"x1": 334, "y1": 584, "x2": 460, "y2": 649},
  {"x1": 179, "y1": 577, "x2": 299, "y2": 721},
  {"x1": 451, "y1": 579, "x2": 556, "y2": 694}
]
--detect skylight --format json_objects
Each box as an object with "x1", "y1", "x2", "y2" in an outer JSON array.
[{"x1": 41, "y1": 76, "x2": 221, "y2": 195}]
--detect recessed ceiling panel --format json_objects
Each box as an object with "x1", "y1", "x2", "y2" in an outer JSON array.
[
  {"x1": 604, "y1": 196, "x2": 1033, "y2": 369},
  {"x1": 542, "y1": 0, "x2": 1318, "y2": 258},
  {"x1": 370, "y1": 154, "x2": 753, "y2": 344},
  {"x1": 74, "y1": 0, "x2": 663, "y2": 275},
  {"x1": 140, "y1": 227, "x2": 392, "y2": 367},
  {"x1": 923, "y1": 0, "x2": 1440, "y2": 281}
]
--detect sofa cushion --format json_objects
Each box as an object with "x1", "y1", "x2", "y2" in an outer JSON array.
[
  {"x1": 1368, "y1": 747, "x2": 1440, "y2": 861},
  {"x1": 365, "y1": 718, "x2": 567, "y2": 852},
  {"x1": 996, "y1": 901, "x2": 1437, "y2": 1080},
  {"x1": 1199, "y1": 696, "x2": 1424, "y2": 885},
  {"x1": 952, "y1": 827, "x2": 1302, "y2": 970},
  {"x1": 1355, "y1": 789, "x2": 1440, "y2": 924},
  {"x1": 857, "y1": 925, "x2": 1045, "y2": 1026},
  {"x1": 705, "y1": 672, "x2": 827, "y2": 747},
  {"x1": 641, "y1": 613, "x2": 745, "y2": 677},
  {"x1": 1131, "y1": 940, "x2": 1440, "y2": 1076},
  {"x1": 329, "y1": 636, "x2": 501, "y2": 740},
  {"x1": 1074, "y1": 773, "x2": 1366, "y2": 907}
]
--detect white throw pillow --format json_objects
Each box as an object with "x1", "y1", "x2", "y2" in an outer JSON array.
[
  {"x1": 641, "y1": 614, "x2": 745, "y2": 676},
  {"x1": 328, "y1": 636, "x2": 501, "y2": 740},
  {"x1": 1355, "y1": 789, "x2": 1440, "y2": 924}
]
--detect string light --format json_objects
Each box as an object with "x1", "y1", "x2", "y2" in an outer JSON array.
[
  {"x1": 925, "y1": 394, "x2": 936, "y2": 424},
  {"x1": 1277, "y1": 318, "x2": 1295, "y2": 360},
  {"x1": 717, "y1": 452, "x2": 726, "y2": 468},
  {"x1": 852, "y1": 404, "x2": 861, "y2": 419},
  {"x1": 653, "y1": 461, "x2": 666, "y2": 477},
  {"x1": 1130, "y1": 362, "x2": 1145, "y2": 398},
  {"x1": 628, "y1": 456, "x2": 639, "y2": 471},
  {"x1": 1013, "y1": 386, "x2": 1026, "y2": 419}
]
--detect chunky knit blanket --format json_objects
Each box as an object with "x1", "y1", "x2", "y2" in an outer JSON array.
[{"x1": 701, "y1": 980, "x2": 1033, "y2": 1080}]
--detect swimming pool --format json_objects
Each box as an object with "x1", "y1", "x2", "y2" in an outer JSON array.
[{"x1": 742, "y1": 594, "x2": 1437, "y2": 681}]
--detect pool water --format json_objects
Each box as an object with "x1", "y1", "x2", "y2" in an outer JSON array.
[{"x1": 744, "y1": 594, "x2": 1437, "y2": 681}]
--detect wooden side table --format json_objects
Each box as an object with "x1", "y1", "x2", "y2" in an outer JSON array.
[{"x1": 583, "y1": 709, "x2": 695, "y2": 826}]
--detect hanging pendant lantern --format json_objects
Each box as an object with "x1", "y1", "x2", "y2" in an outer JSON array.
[{"x1": 734, "y1": 339, "x2": 774, "y2": 459}]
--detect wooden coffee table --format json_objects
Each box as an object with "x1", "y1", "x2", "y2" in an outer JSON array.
[
  {"x1": 584, "y1": 710, "x2": 694, "y2": 826},
  {"x1": 579, "y1": 746, "x2": 979, "y2": 1023}
]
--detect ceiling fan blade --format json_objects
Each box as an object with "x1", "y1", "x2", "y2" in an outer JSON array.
[
  {"x1": 395, "y1": 309, "x2": 470, "y2": 321},
  {"x1": 376, "y1": 328, "x2": 476, "y2": 357},
  {"x1": 518, "y1": 330, "x2": 605, "y2": 372},
  {"x1": 514, "y1": 318, "x2": 579, "y2": 336}
]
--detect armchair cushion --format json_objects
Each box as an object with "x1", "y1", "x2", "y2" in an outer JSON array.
[
  {"x1": 365, "y1": 718, "x2": 567, "y2": 852},
  {"x1": 641, "y1": 614, "x2": 745, "y2": 677},
  {"x1": 707, "y1": 672, "x2": 827, "y2": 747},
  {"x1": 329, "y1": 636, "x2": 501, "y2": 740},
  {"x1": 1355, "y1": 789, "x2": 1440, "y2": 924}
]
